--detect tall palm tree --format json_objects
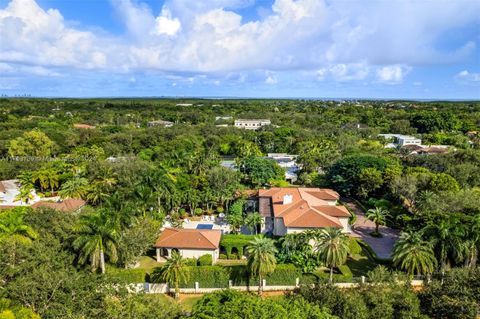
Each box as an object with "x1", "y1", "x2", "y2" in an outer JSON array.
[
  {"x1": 314, "y1": 228, "x2": 350, "y2": 283},
  {"x1": 73, "y1": 212, "x2": 118, "y2": 274},
  {"x1": 245, "y1": 212, "x2": 264, "y2": 235},
  {"x1": 151, "y1": 250, "x2": 190, "y2": 299},
  {"x1": 59, "y1": 176, "x2": 89, "y2": 199},
  {"x1": 424, "y1": 218, "x2": 464, "y2": 278},
  {"x1": 366, "y1": 207, "x2": 389, "y2": 235},
  {"x1": 392, "y1": 231, "x2": 437, "y2": 276},
  {"x1": 246, "y1": 237, "x2": 277, "y2": 295}
]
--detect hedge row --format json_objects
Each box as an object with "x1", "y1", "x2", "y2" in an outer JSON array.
[
  {"x1": 107, "y1": 267, "x2": 147, "y2": 283},
  {"x1": 220, "y1": 234, "x2": 261, "y2": 259},
  {"x1": 157, "y1": 264, "x2": 302, "y2": 288}
]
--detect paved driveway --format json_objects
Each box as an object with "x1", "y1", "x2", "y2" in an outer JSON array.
[{"x1": 344, "y1": 199, "x2": 399, "y2": 259}]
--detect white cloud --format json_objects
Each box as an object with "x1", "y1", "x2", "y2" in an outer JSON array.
[
  {"x1": 455, "y1": 70, "x2": 480, "y2": 82},
  {"x1": 265, "y1": 71, "x2": 278, "y2": 84},
  {"x1": 376, "y1": 65, "x2": 410, "y2": 84},
  {"x1": 154, "y1": 8, "x2": 181, "y2": 36},
  {"x1": 0, "y1": 0, "x2": 479, "y2": 83}
]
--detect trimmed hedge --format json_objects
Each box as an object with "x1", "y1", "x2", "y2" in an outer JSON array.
[
  {"x1": 174, "y1": 264, "x2": 302, "y2": 287},
  {"x1": 180, "y1": 266, "x2": 230, "y2": 288},
  {"x1": 107, "y1": 267, "x2": 147, "y2": 283},
  {"x1": 338, "y1": 264, "x2": 353, "y2": 278},
  {"x1": 347, "y1": 237, "x2": 362, "y2": 255},
  {"x1": 184, "y1": 258, "x2": 198, "y2": 266},
  {"x1": 220, "y1": 234, "x2": 261, "y2": 259},
  {"x1": 198, "y1": 254, "x2": 212, "y2": 266}
]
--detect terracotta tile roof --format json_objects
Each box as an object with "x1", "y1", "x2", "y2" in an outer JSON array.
[
  {"x1": 154, "y1": 228, "x2": 221, "y2": 250},
  {"x1": 258, "y1": 187, "x2": 349, "y2": 229},
  {"x1": 74, "y1": 124, "x2": 95, "y2": 129},
  {"x1": 0, "y1": 205, "x2": 17, "y2": 210},
  {"x1": 31, "y1": 199, "x2": 86, "y2": 212}
]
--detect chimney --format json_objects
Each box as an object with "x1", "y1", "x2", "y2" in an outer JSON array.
[{"x1": 283, "y1": 194, "x2": 293, "y2": 205}]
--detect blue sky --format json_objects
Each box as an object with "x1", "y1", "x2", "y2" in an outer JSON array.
[{"x1": 0, "y1": 0, "x2": 479, "y2": 99}]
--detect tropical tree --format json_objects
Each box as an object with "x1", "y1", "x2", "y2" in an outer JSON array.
[
  {"x1": 314, "y1": 228, "x2": 350, "y2": 283},
  {"x1": 0, "y1": 208, "x2": 37, "y2": 243},
  {"x1": 59, "y1": 176, "x2": 89, "y2": 199},
  {"x1": 366, "y1": 207, "x2": 389, "y2": 236},
  {"x1": 151, "y1": 250, "x2": 190, "y2": 299},
  {"x1": 14, "y1": 184, "x2": 35, "y2": 204},
  {"x1": 244, "y1": 212, "x2": 264, "y2": 235},
  {"x1": 423, "y1": 217, "x2": 464, "y2": 278},
  {"x1": 392, "y1": 231, "x2": 437, "y2": 276},
  {"x1": 73, "y1": 212, "x2": 119, "y2": 274},
  {"x1": 246, "y1": 237, "x2": 277, "y2": 295}
]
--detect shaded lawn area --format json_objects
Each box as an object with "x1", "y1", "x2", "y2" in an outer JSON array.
[
  {"x1": 138, "y1": 255, "x2": 163, "y2": 272},
  {"x1": 346, "y1": 246, "x2": 379, "y2": 276}
]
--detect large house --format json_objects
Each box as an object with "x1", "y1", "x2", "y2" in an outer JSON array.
[
  {"x1": 379, "y1": 134, "x2": 422, "y2": 148},
  {"x1": 154, "y1": 228, "x2": 222, "y2": 263},
  {"x1": 234, "y1": 119, "x2": 271, "y2": 130},
  {"x1": 258, "y1": 188, "x2": 351, "y2": 236}
]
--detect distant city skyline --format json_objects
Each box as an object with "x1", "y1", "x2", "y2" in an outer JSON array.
[{"x1": 0, "y1": 0, "x2": 479, "y2": 99}]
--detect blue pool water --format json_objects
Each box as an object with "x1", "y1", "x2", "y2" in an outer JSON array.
[{"x1": 196, "y1": 224, "x2": 214, "y2": 230}]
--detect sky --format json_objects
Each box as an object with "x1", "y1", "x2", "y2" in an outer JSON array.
[{"x1": 0, "y1": 0, "x2": 479, "y2": 99}]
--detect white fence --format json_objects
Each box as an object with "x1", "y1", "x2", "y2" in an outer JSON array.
[{"x1": 132, "y1": 277, "x2": 425, "y2": 294}]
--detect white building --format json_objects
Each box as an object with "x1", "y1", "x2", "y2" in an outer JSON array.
[
  {"x1": 154, "y1": 228, "x2": 221, "y2": 263},
  {"x1": 266, "y1": 153, "x2": 299, "y2": 183},
  {"x1": 234, "y1": 119, "x2": 271, "y2": 130},
  {"x1": 0, "y1": 180, "x2": 40, "y2": 208},
  {"x1": 147, "y1": 120, "x2": 174, "y2": 128},
  {"x1": 379, "y1": 134, "x2": 422, "y2": 148}
]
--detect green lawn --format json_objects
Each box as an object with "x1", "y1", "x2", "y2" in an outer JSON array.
[
  {"x1": 346, "y1": 246, "x2": 379, "y2": 276},
  {"x1": 138, "y1": 255, "x2": 163, "y2": 272}
]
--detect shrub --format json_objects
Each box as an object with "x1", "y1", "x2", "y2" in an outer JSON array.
[
  {"x1": 338, "y1": 265, "x2": 353, "y2": 278},
  {"x1": 220, "y1": 234, "x2": 260, "y2": 258},
  {"x1": 219, "y1": 253, "x2": 227, "y2": 260},
  {"x1": 216, "y1": 207, "x2": 224, "y2": 214},
  {"x1": 194, "y1": 208, "x2": 203, "y2": 216},
  {"x1": 198, "y1": 254, "x2": 213, "y2": 266},
  {"x1": 181, "y1": 266, "x2": 230, "y2": 288},
  {"x1": 265, "y1": 264, "x2": 302, "y2": 285},
  {"x1": 107, "y1": 267, "x2": 147, "y2": 283},
  {"x1": 347, "y1": 238, "x2": 362, "y2": 255},
  {"x1": 184, "y1": 258, "x2": 197, "y2": 267}
]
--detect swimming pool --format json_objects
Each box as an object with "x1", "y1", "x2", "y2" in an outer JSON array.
[{"x1": 196, "y1": 224, "x2": 214, "y2": 230}]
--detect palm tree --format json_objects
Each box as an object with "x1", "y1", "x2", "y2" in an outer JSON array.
[
  {"x1": 0, "y1": 208, "x2": 37, "y2": 243},
  {"x1": 366, "y1": 207, "x2": 389, "y2": 236},
  {"x1": 246, "y1": 237, "x2": 277, "y2": 295},
  {"x1": 424, "y1": 218, "x2": 464, "y2": 278},
  {"x1": 245, "y1": 212, "x2": 264, "y2": 235},
  {"x1": 392, "y1": 231, "x2": 437, "y2": 276},
  {"x1": 314, "y1": 228, "x2": 350, "y2": 283},
  {"x1": 14, "y1": 184, "x2": 34, "y2": 204},
  {"x1": 59, "y1": 176, "x2": 89, "y2": 199},
  {"x1": 151, "y1": 250, "x2": 190, "y2": 299},
  {"x1": 73, "y1": 212, "x2": 118, "y2": 274}
]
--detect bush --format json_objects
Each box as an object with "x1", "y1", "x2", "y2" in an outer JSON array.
[
  {"x1": 181, "y1": 266, "x2": 230, "y2": 288},
  {"x1": 107, "y1": 267, "x2": 147, "y2": 283},
  {"x1": 220, "y1": 234, "x2": 260, "y2": 258},
  {"x1": 184, "y1": 258, "x2": 198, "y2": 267},
  {"x1": 216, "y1": 207, "x2": 224, "y2": 214},
  {"x1": 198, "y1": 254, "x2": 213, "y2": 266},
  {"x1": 266, "y1": 264, "x2": 302, "y2": 285},
  {"x1": 338, "y1": 265, "x2": 353, "y2": 278},
  {"x1": 347, "y1": 238, "x2": 362, "y2": 255},
  {"x1": 194, "y1": 208, "x2": 203, "y2": 216},
  {"x1": 219, "y1": 253, "x2": 227, "y2": 260}
]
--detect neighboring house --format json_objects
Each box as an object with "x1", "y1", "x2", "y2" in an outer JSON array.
[
  {"x1": 74, "y1": 123, "x2": 96, "y2": 129},
  {"x1": 379, "y1": 134, "x2": 422, "y2": 148},
  {"x1": 0, "y1": 180, "x2": 40, "y2": 208},
  {"x1": 266, "y1": 153, "x2": 299, "y2": 183},
  {"x1": 154, "y1": 228, "x2": 222, "y2": 263},
  {"x1": 31, "y1": 199, "x2": 86, "y2": 213},
  {"x1": 258, "y1": 188, "x2": 351, "y2": 236},
  {"x1": 234, "y1": 119, "x2": 271, "y2": 130},
  {"x1": 147, "y1": 120, "x2": 174, "y2": 128}
]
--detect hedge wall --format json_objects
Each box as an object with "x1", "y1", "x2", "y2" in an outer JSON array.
[
  {"x1": 176, "y1": 264, "x2": 302, "y2": 287},
  {"x1": 107, "y1": 267, "x2": 147, "y2": 283},
  {"x1": 220, "y1": 234, "x2": 261, "y2": 259}
]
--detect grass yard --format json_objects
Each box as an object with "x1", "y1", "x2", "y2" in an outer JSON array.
[
  {"x1": 346, "y1": 246, "x2": 379, "y2": 276},
  {"x1": 138, "y1": 255, "x2": 163, "y2": 272}
]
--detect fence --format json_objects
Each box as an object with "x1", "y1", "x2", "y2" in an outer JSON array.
[{"x1": 129, "y1": 276, "x2": 426, "y2": 294}]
